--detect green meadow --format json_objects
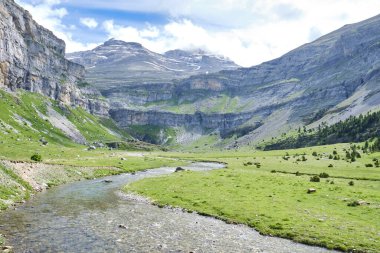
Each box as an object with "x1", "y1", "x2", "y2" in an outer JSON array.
[
  {"x1": 0, "y1": 90, "x2": 379, "y2": 252},
  {"x1": 126, "y1": 144, "x2": 380, "y2": 252}
]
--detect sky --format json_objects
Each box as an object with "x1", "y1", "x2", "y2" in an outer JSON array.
[{"x1": 16, "y1": 0, "x2": 380, "y2": 67}]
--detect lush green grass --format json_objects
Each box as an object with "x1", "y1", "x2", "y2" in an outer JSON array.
[
  {"x1": 126, "y1": 144, "x2": 380, "y2": 252},
  {"x1": 0, "y1": 89, "x2": 186, "y2": 213},
  {"x1": 0, "y1": 163, "x2": 33, "y2": 210}
]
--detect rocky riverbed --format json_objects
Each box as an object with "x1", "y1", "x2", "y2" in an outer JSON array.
[{"x1": 0, "y1": 163, "x2": 337, "y2": 252}]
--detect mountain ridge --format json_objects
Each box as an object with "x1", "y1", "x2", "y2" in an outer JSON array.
[
  {"x1": 102, "y1": 13, "x2": 380, "y2": 147},
  {"x1": 66, "y1": 39, "x2": 240, "y2": 91}
]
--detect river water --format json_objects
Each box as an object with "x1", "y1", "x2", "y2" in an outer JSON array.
[{"x1": 0, "y1": 162, "x2": 335, "y2": 252}]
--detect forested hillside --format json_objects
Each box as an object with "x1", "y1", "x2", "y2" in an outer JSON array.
[{"x1": 264, "y1": 111, "x2": 380, "y2": 151}]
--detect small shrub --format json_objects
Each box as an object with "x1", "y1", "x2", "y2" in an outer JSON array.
[
  {"x1": 301, "y1": 155, "x2": 307, "y2": 161},
  {"x1": 348, "y1": 181, "x2": 354, "y2": 186},
  {"x1": 329, "y1": 154, "x2": 333, "y2": 159},
  {"x1": 319, "y1": 172, "x2": 329, "y2": 178},
  {"x1": 333, "y1": 150, "x2": 338, "y2": 155},
  {"x1": 310, "y1": 175, "x2": 320, "y2": 182},
  {"x1": 31, "y1": 154, "x2": 42, "y2": 162},
  {"x1": 295, "y1": 171, "x2": 301, "y2": 176},
  {"x1": 328, "y1": 164, "x2": 333, "y2": 168},
  {"x1": 365, "y1": 163, "x2": 373, "y2": 167},
  {"x1": 347, "y1": 200, "x2": 360, "y2": 207},
  {"x1": 312, "y1": 151, "x2": 318, "y2": 156},
  {"x1": 271, "y1": 170, "x2": 276, "y2": 173}
]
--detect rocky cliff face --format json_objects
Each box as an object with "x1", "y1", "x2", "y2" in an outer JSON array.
[
  {"x1": 0, "y1": 0, "x2": 85, "y2": 106},
  {"x1": 0, "y1": 0, "x2": 110, "y2": 116},
  {"x1": 110, "y1": 109, "x2": 263, "y2": 135}
]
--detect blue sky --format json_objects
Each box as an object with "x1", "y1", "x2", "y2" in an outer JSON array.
[{"x1": 16, "y1": 0, "x2": 380, "y2": 67}]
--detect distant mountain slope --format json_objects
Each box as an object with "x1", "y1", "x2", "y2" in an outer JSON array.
[
  {"x1": 67, "y1": 39, "x2": 239, "y2": 91},
  {"x1": 110, "y1": 14, "x2": 380, "y2": 147},
  {"x1": 67, "y1": 14, "x2": 380, "y2": 148}
]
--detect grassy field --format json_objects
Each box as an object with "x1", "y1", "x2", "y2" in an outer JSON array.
[
  {"x1": 125, "y1": 143, "x2": 380, "y2": 252},
  {"x1": 0, "y1": 90, "x2": 186, "y2": 218},
  {"x1": 1, "y1": 89, "x2": 379, "y2": 251}
]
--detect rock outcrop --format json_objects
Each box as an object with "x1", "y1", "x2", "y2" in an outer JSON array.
[
  {"x1": 110, "y1": 109, "x2": 263, "y2": 134},
  {"x1": 0, "y1": 0, "x2": 109, "y2": 117},
  {"x1": 0, "y1": 0, "x2": 86, "y2": 106}
]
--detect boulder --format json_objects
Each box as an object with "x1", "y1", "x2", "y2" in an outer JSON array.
[{"x1": 175, "y1": 167, "x2": 185, "y2": 172}]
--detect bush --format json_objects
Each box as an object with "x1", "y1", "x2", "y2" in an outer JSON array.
[
  {"x1": 310, "y1": 175, "x2": 320, "y2": 182},
  {"x1": 319, "y1": 172, "x2": 329, "y2": 178},
  {"x1": 301, "y1": 155, "x2": 307, "y2": 161},
  {"x1": 31, "y1": 154, "x2": 42, "y2": 162},
  {"x1": 312, "y1": 151, "x2": 318, "y2": 156},
  {"x1": 328, "y1": 164, "x2": 333, "y2": 167},
  {"x1": 365, "y1": 163, "x2": 373, "y2": 167},
  {"x1": 347, "y1": 200, "x2": 360, "y2": 207},
  {"x1": 348, "y1": 181, "x2": 354, "y2": 186}
]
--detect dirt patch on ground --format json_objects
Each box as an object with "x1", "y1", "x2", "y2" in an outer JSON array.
[{"x1": 1, "y1": 160, "x2": 121, "y2": 192}]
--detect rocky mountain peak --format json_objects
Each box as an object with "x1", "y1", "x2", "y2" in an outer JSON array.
[
  {"x1": 101, "y1": 39, "x2": 143, "y2": 49},
  {"x1": 67, "y1": 39, "x2": 240, "y2": 89}
]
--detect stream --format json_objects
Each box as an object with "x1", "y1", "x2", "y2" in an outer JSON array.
[{"x1": 0, "y1": 162, "x2": 335, "y2": 252}]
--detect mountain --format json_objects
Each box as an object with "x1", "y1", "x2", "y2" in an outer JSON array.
[
  {"x1": 106, "y1": 14, "x2": 380, "y2": 147},
  {"x1": 66, "y1": 39, "x2": 239, "y2": 91},
  {"x1": 0, "y1": 0, "x2": 108, "y2": 116}
]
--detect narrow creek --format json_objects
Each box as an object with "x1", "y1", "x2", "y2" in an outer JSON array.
[{"x1": 0, "y1": 162, "x2": 336, "y2": 253}]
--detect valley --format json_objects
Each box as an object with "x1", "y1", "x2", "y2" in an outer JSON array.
[{"x1": 0, "y1": 0, "x2": 379, "y2": 252}]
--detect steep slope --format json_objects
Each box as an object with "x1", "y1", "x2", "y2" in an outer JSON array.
[
  {"x1": 0, "y1": 0, "x2": 108, "y2": 116},
  {"x1": 0, "y1": 0, "x2": 135, "y2": 147},
  {"x1": 109, "y1": 14, "x2": 380, "y2": 147}
]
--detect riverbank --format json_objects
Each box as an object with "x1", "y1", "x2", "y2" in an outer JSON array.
[
  {"x1": 0, "y1": 154, "x2": 186, "y2": 249},
  {"x1": 125, "y1": 144, "x2": 380, "y2": 252},
  {"x1": 0, "y1": 162, "x2": 335, "y2": 252}
]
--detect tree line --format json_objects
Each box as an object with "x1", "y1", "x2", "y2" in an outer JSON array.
[{"x1": 264, "y1": 111, "x2": 380, "y2": 151}]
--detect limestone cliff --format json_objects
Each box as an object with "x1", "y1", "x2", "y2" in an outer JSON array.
[{"x1": 0, "y1": 0, "x2": 109, "y2": 116}]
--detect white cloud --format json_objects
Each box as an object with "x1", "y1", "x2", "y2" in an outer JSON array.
[
  {"x1": 16, "y1": 0, "x2": 98, "y2": 53},
  {"x1": 80, "y1": 17, "x2": 98, "y2": 29},
  {"x1": 91, "y1": 0, "x2": 380, "y2": 66},
  {"x1": 16, "y1": 0, "x2": 380, "y2": 66}
]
